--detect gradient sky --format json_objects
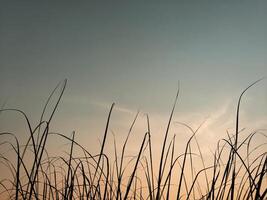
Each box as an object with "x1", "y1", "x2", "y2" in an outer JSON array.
[{"x1": 1, "y1": 1, "x2": 267, "y2": 157}]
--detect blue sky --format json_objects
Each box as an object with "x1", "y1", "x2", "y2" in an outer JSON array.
[{"x1": 0, "y1": 1, "x2": 267, "y2": 156}]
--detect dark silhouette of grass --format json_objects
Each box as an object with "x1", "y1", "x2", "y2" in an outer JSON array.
[{"x1": 0, "y1": 79, "x2": 266, "y2": 199}]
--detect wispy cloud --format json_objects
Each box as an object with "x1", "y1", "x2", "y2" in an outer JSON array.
[{"x1": 90, "y1": 100, "x2": 135, "y2": 114}]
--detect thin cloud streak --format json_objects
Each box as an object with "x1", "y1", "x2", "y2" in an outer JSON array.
[{"x1": 90, "y1": 100, "x2": 136, "y2": 114}]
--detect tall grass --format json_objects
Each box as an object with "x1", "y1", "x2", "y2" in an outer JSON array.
[{"x1": 0, "y1": 79, "x2": 266, "y2": 199}]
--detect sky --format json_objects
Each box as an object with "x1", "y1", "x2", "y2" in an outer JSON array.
[{"x1": 0, "y1": 1, "x2": 267, "y2": 164}]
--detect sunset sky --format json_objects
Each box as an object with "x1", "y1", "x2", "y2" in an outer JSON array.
[{"x1": 1, "y1": 1, "x2": 267, "y2": 158}]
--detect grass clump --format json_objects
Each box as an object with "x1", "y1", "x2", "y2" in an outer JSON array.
[{"x1": 0, "y1": 79, "x2": 266, "y2": 200}]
